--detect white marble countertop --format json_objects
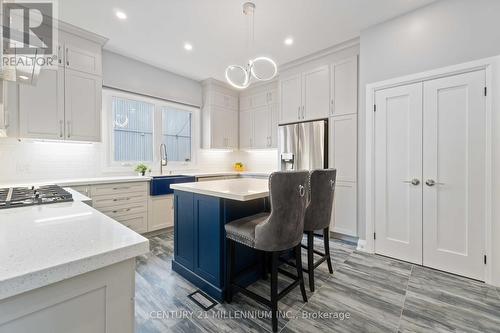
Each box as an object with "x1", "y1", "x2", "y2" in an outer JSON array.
[
  {"x1": 170, "y1": 178, "x2": 269, "y2": 201},
  {"x1": 64, "y1": 187, "x2": 92, "y2": 203},
  {"x1": 0, "y1": 201, "x2": 149, "y2": 300}
]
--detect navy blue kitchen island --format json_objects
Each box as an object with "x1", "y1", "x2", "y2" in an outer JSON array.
[{"x1": 170, "y1": 178, "x2": 270, "y2": 302}]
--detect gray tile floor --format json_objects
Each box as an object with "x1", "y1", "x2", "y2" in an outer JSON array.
[{"x1": 135, "y1": 231, "x2": 500, "y2": 333}]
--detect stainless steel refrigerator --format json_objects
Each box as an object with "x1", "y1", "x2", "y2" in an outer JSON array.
[{"x1": 278, "y1": 119, "x2": 328, "y2": 171}]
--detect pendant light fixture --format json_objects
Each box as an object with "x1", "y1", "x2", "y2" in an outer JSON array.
[{"x1": 225, "y1": 2, "x2": 278, "y2": 89}]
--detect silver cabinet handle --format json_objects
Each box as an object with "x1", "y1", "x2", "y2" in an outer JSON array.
[
  {"x1": 58, "y1": 45, "x2": 62, "y2": 64},
  {"x1": 330, "y1": 99, "x2": 334, "y2": 115},
  {"x1": 59, "y1": 120, "x2": 64, "y2": 138},
  {"x1": 298, "y1": 106, "x2": 300, "y2": 119},
  {"x1": 66, "y1": 121, "x2": 71, "y2": 138},
  {"x1": 66, "y1": 47, "x2": 69, "y2": 66},
  {"x1": 112, "y1": 186, "x2": 130, "y2": 190},
  {"x1": 302, "y1": 106, "x2": 305, "y2": 119},
  {"x1": 403, "y1": 178, "x2": 420, "y2": 186},
  {"x1": 425, "y1": 179, "x2": 445, "y2": 187}
]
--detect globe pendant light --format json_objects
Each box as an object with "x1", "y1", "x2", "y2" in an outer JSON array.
[{"x1": 225, "y1": 2, "x2": 278, "y2": 89}]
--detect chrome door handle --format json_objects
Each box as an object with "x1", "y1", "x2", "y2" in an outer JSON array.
[
  {"x1": 403, "y1": 178, "x2": 420, "y2": 186},
  {"x1": 425, "y1": 179, "x2": 444, "y2": 187}
]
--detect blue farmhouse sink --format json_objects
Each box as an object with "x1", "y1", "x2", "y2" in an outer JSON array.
[{"x1": 150, "y1": 175, "x2": 196, "y2": 196}]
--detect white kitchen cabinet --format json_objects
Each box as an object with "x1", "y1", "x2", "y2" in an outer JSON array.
[
  {"x1": 18, "y1": 26, "x2": 105, "y2": 142},
  {"x1": 302, "y1": 65, "x2": 330, "y2": 121},
  {"x1": 331, "y1": 181, "x2": 357, "y2": 237},
  {"x1": 330, "y1": 56, "x2": 358, "y2": 116},
  {"x1": 253, "y1": 106, "x2": 272, "y2": 148},
  {"x1": 201, "y1": 79, "x2": 239, "y2": 149},
  {"x1": 149, "y1": 195, "x2": 174, "y2": 231},
  {"x1": 280, "y1": 74, "x2": 302, "y2": 124},
  {"x1": 19, "y1": 67, "x2": 65, "y2": 140},
  {"x1": 240, "y1": 95, "x2": 252, "y2": 111},
  {"x1": 329, "y1": 114, "x2": 357, "y2": 182},
  {"x1": 239, "y1": 109, "x2": 253, "y2": 149},
  {"x1": 280, "y1": 66, "x2": 330, "y2": 123},
  {"x1": 64, "y1": 69, "x2": 102, "y2": 142}
]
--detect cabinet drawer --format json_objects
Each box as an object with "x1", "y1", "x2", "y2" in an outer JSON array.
[
  {"x1": 115, "y1": 213, "x2": 148, "y2": 234},
  {"x1": 93, "y1": 192, "x2": 147, "y2": 209},
  {"x1": 100, "y1": 201, "x2": 148, "y2": 219},
  {"x1": 91, "y1": 182, "x2": 147, "y2": 196}
]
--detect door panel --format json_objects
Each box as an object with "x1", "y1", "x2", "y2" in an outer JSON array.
[
  {"x1": 422, "y1": 70, "x2": 486, "y2": 280},
  {"x1": 331, "y1": 181, "x2": 357, "y2": 237},
  {"x1": 331, "y1": 56, "x2": 358, "y2": 116},
  {"x1": 280, "y1": 74, "x2": 301, "y2": 124},
  {"x1": 329, "y1": 114, "x2": 357, "y2": 182},
  {"x1": 253, "y1": 106, "x2": 269, "y2": 148},
  {"x1": 239, "y1": 110, "x2": 253, "y2": 148},
  {"x1": 374, "y1": 83, "x2": 423, "y2": 264},
  {"x1": 65, "y1": 69, "x2": 101, "y2": 142},
  {"x1": 19, "y1": 67, "x2": 65, "y2": 139},
  {"x1": 303, "y1": 65, "x2": 330, "y2": 121}
]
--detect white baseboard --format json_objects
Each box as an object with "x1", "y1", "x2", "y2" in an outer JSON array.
[{"x1": 356, "y1": 239, "x2": 368, "y2": 252}]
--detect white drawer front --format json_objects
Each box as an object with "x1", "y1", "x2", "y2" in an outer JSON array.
[
  {"x1": 100, "y1": 201, "x2": 148, "y2": 219},
  {"x1": 115, "y1": 213, "x2": 148, "y2": 234},
  {"x1": 92, "y1": 182, "x2": 147, "y2": 197},
  {"x1": 92, "y1": 192, "x2": 147, "y2": 209}
]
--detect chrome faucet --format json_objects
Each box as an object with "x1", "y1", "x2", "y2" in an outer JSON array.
[{"x1": 160, "y1": 143, "x2": 168, "y2": 174}]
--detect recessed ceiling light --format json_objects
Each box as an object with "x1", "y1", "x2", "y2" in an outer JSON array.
[
  {"x1": 184, "y1": 42, "x2": 193, "y2": 51},
  {"x1": 284, "y1": 37, "x2": 294, "y2": 46},
  {"x1": 19, "y1": 75, "x2": 29, "y2": 80},
  {"x1": 115, "y1": 10, "x2": 127, "y2": 20}
]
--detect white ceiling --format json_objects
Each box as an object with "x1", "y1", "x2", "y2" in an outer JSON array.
[{"x1": 59, "y1": 0, "x2": 436, "y2": 82}]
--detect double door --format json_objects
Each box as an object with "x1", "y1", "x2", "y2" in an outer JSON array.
[{"x1": 374, "y1": 70, "x2": 487, "y2": 280}]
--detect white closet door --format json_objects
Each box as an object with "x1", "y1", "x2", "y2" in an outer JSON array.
[
  {"x1": 422, "y1": 70, "x2": 486, "y2": 280},
  {"x1": 374, "y1": 83, "x2": 423, "y2": 264}
]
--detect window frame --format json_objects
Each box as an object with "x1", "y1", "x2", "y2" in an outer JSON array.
[{"x1": 102, "y1": 88, "x2": 200, "y2": 173}]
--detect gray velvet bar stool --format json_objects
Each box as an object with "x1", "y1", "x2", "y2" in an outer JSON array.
[
  {"x1": 302, "y1": 169, "x2": 337, "y2": 292},
  {"x1": 225, "y1": 171, "x2": 309, "y2": 333}
]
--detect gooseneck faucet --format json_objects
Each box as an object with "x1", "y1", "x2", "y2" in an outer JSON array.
[{"x1": 160, "y1": 143, "x2": 168, "y2": 174}]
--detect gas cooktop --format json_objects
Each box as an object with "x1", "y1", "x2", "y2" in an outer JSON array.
[{"x1": 0, "y1": 185, "x2": 73, "y2": 210}]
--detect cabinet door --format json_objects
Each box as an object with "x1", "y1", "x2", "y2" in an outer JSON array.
[
  {"x1": 302, "y1": 65, "x2": 330, "y2": 121},
  {"x1": 267, "y1": 89, "x2": 278, "y2": 105},
  {"x1": 251, "y1": 91, "x2": 268, "y2": 109},
  {"x1": 64, "y1": 69, "x2": 102, "y2": 142},
  {"x1": 329, "y1": 115, "x2": 357, "y2": 182},
  {"x1": 64, "y1": 42, "x2": 102, "y2": 75},
  {"x1": 210, "y1": 107, "x2": 227, "y2": 148},
  {"x1": 239, "y1": 94, "x2": 252, "y2": 111},
  {"x1": 174, "y1": 192, "x2": 195, "y2": 269},
  {"x1": 225, "y1": 110, "x2": 238, "y2": 148},
  {"x1": 331, "y1": 181, "x2": 357, "y2": 237},
  {"x1": 149, "y1": 195, "x2": 174, "y2": 231},
  {"x1": 280, "y1": 74, "x2": 301, "y2": 124},
  {"x1": 239, "y1": 110, "x2": 254, "y2": 149},
  {"x1": 269, "y1": 103, "x2": 278, "y2": 148},
  {"x1": 331, "y1": 56, "x2": 358, "y2": 116},
  {"x1": 19, "y1": 67, "x2": 65, "y2": 139},
  {"x1": 253, "y1": 106, "x2": 270, "y2": 148}
]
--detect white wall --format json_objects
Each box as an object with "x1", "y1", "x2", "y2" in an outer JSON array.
[
  {"x1": 358, "y1": 0, "x2": 500, "y2": 239},
  {"x1": 102, "y1": 51, "x2": 202, "y2": 107}
]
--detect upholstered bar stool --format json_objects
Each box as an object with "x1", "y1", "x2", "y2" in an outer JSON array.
[
  {"x1": 225, "y1": 171, "x2": 309, "y2": 333},
  {"x1": 303, "y1": 169, "x2": 337, "y2": 292}
]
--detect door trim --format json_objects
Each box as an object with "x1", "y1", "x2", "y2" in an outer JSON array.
[{"x1": 364, "y1": 56, "x2": 496, "y2": 285}]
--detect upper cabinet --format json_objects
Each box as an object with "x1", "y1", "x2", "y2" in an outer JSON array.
[
  {"x1": 201, "y1": 79, "x2": 239, "y2": 149},
  {"x1": 19, "y1": 25, "x2": 107, "y2": 142},
  {"x1": 331, "y1": 56, "x2": 358, "y2": 116},
  {"x1": 239, "y1": 82, "x2": 278, "y2": 149},
  {"x1": 279, "y1": 55, "x2": 358, "y2": 124}
]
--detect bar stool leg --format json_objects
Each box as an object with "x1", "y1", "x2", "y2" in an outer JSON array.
[
  {"x1": 226, "y1": 239, "x2": 235, "y2": 303},
  {"x1": 323, "y1": 227, "x2": 333, "y2": 274},
  {"x1": 270, "y1": 252, "x2": 279, "y2": 332},
  {"x1": 295, "y1": 244, "x2": 308, "y2": 302},
  {"x1": 262, "y1": 251, "x2": 268, "y2": 280},
  {"x1": 307, "y1": 231, "x2": 315, "y2": 292}
]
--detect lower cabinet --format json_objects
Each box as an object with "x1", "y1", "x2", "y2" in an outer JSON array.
[
  {"x1": 148, "y1": 195, "x2": 174, "y2": 231},
  {"x1": 330, "y1": 181, "x2": 357, "y2": 237}
]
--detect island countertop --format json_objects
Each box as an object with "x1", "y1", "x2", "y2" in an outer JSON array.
[
  {"x1": 170, "y1": 178, "x2": 269, "y2": 201},
  {"x1": 0, "y1": 201, "x2": 149, "y2": 300}
]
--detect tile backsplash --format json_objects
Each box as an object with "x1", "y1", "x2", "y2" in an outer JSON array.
[{"x1": 0, "y1": 139, "x2": 278, "y2": 184}]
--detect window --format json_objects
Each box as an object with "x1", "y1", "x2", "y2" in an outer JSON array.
[
  {"x1": 161, "y1": 107, "x2": 192, "y2": 162},
  {"x1": 105, "y1": 89, "x2": 198, "y2": 169},
  {"x1": 113, "y1": 97, "x2": 154, "y2": 162}
]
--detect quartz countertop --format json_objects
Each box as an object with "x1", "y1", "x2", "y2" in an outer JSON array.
[
  {"x1": 170, "y1": 178, "x2": 269, "y2": 201},
  {"x1": 0, "y1": 201, "x2": 149, "y2": 300},
  {"x1": 0, "y1": 175, "x2": 151, "y2": 189}
]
